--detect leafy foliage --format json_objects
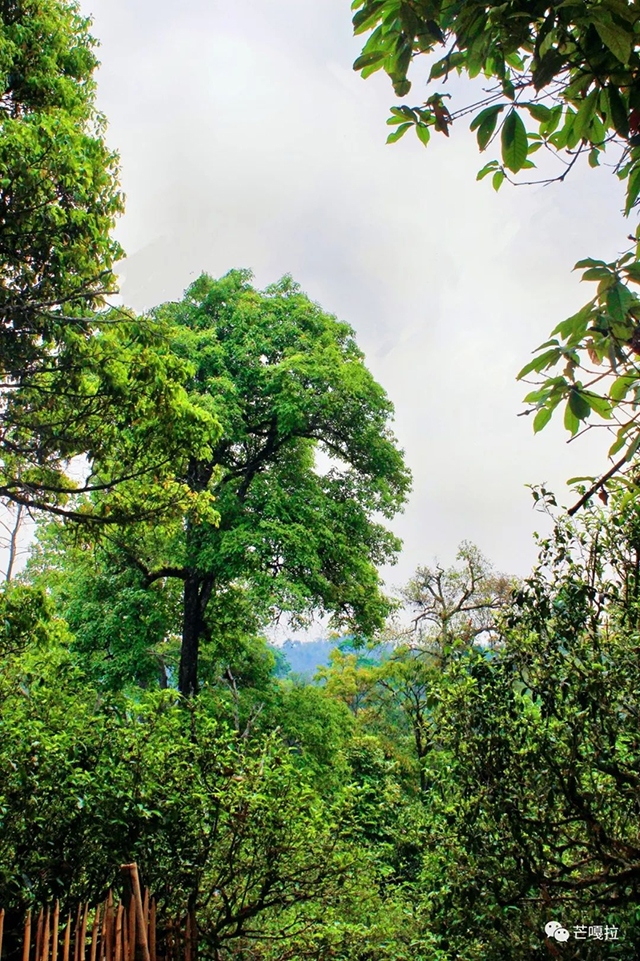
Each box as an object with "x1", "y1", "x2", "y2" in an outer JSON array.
[
  {"x1": 0, "y1": 2, "x2": 219, "y2": 521},
  {"x1": 82, "y1": 270, "x2": 411, "y2": 695}
]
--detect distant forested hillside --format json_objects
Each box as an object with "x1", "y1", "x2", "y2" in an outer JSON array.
[{"x1": 271, "y1": 637, "x2": 390, "y2": 679}]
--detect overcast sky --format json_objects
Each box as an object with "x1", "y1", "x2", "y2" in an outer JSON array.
[{"x1": 76, "y1": 0, "x2": 630, "y2": 592}]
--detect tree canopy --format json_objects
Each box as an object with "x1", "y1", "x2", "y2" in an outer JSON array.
[{"x1": 52, "y1": 270, "x2": 411, "y2": 696}]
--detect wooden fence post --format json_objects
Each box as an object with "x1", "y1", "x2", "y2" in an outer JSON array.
[
  {"x1": 22, "y1": 910, "x2": 31, "y2": 961},
  {"x1": 62, "y1": 914, "x2": 71, "y2": 961},
  {"x1": 51, "y1": 903, "x2": 60, "y2": 961},
  {"x1": 119, "y1": 866, "x2": 150, "y2": 961},
  {"x1": 43, "y1": 907, "x2": 51, "y2": 961}
]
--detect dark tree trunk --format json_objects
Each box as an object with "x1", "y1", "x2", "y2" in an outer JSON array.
[
  {"x1": 179, "y1": 576, "x2": 202, "y2": 697},
  {"x1": 178, "y1": 458, "x2": 216, "y2": 697}
]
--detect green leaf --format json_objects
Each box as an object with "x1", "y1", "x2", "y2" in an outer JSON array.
[
  {"x1": 625, "y1": 165, "x2": 640, "y2": 215},
  {"x1": 476, "y1": 160, "x2": 499, "y2": 181},
  {"x1": 517, "y1": 348, "x2": 561, "y2": 379},
  {"x1": 609, "y1": 424, "x2": 634, "y2": 455},
  {"x1": 625, "y1": 432, "x2": 640, "y2": 461},
  {"x1": 568, "y1": 389, "x2": 591, "y2": 421},
  {"x1": 606, "y1": 284, "x2": 627, "y2": 323},
  {"x1": 533, "y1": 407, "x2": 552, "y2": 432},
  {"x1": 574, "y1": 258, "x2": 609, "y2": 269},
  {"x1": 429, "y1": 53, "x2": 465, "y2": 80},
  {"x1": 581, "y1": 266, "x2": 613, "y2": 281},
  {"x1": 610, "y1": 374, "x2": 638, "y2": 401},
  {"x1": 572, "y1": 89, "x2": 598, "y2": 141},
  {"x1": 607, "y1": 84, "x2": 629, "y2": 138},
  {"x1": 478, "y1": 112, "x2": 500, "y2": 150},
  {"x1": 352, "y1": 2, "x2": 385, "y2": 35},
  {"x1": 594, "y1": 19, "x2": 632, "y2": 64},
  {"x1": 501, "y1": 110, "x2": 528, "y2": 172},
  {"x1": 392, "y1": 78, "x2": 412, "y2": 97},
  {"x1": 549, "y1": 111, "x2": 575, "y2": 149},
  {"x1": 526, "y1": 102, "x2": 552, "y2": 123},
  {"x1": 470, "y1": 104, "x2": 504, "y2": 132},
  {"x1": 386, "y1": 123, "x2": 412, "y2": 144},
  {"x1": 550, "y1": 300, "x2": 596, "y2": 338},
  {"x1": 415, "y1": 123, "x2": 430, "y2": 146},
  {"x1": 353, "y1": 51, "x2": 386, "y2": 71},
  {"x1": 390, "y1": 105, "x2": 417, "y2": 121},
  {"x1": 583, "y1": 392, "x2": 612, "y2": 418},
  {"x1": 540, "y1": 104, "x2": 563, "y2": 136},
  {"x1": 532, "y1": 49, "x2": 564, "y2": 89},
  {"x1": 564, "y1": 402, "x2": 580, "y2": 435},
  {"x1": 502, "y1": 78, "x2": 515, "y2": 100},
  {"x1": 623, "y1": 262, "x2": 640, "y2": 284},
  {"x1": 505, "y1": 51, "x2": 525, "y2": 70},
  {"x1": 492, "y1": 169, "x2": 505, "y2": 190}
]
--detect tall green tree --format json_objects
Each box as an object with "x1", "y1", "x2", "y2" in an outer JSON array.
[
  {"x1": 0, "y1": 1, "x2": 217, "y2": 521},
  {"x1": 80, "y1": 270, "x2": 410, "y2": 696},
  {"x1": 351, "y1": 0, "x2": 640, "y2": 498}
]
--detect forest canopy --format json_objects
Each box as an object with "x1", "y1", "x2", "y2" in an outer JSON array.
[{"x1": 1, "y1": 0, "x2": 640, "y2": 959}]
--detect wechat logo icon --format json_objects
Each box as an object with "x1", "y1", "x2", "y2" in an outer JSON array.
[{"x1": 545, "y1": 921, "x2": 570, "y2": 942}]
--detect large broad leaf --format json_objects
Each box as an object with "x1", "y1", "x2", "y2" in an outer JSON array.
[
  {"x1": 477, "y1": 108, "x2": 502, "y2": 150},
  {"x1": 568, "y1": 389, "x2": 591, "y2": 422},
  {"x1": 532, "y1": 49, "x2": 564, "y2": 89},
  {"x1": 625, "y1": 165, "x2": 640, "y2": 216},
  {"x1": 353, "y1": 51, "x2": 386, "y2": 70},
  {"x1": 386, "y1": 122, "x2": 412, "y2": 144},
  {"x1": 572, "y1": 90, "x2": 598, "y2": 141},
  {"x1": 607, "y1": 84, "x2": 629, "y2": 137},
  {"x1": 517, "y1": 348, "x2": 561, "y2": 379},
  {"x1": 594, "y1": 18, "x2": 632, "y2": 64},
  {"x1": 533, "y1": 407, "x2": 552, "y2": 433},
  {"x1": 501, "y1": 110, "x2": 528, "y2": 172}
]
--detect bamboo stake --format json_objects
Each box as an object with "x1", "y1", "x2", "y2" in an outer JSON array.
[
  {"x1": 35, "y1": 908, "x2": 44, "y2": 961},
  {"x1": 79, "y1": 905, "x2": 89, "y2": 961},
  {"x1": 62, "y1": 915, "x2": 72, "y2": 961},
  {"x1": 127, "y1": 904, "x2": 135, "y2": 961},
  {"x1": 89, "y1": 906, "x2": 101, "y2": 961},
  {"x1": 0, "y1": 908, "x2": 5, "y2": 961},
  {"x1": 52, "y1": 902, "x2": 60, "y2": 961},
  {"x1": 104, "y1": 893, "x2": 113, "y2": 961},
  {"x1": 121, "y1": 910, "x2": 127, "y2": 961},
  {"x1": 23, "y1": 910, "x2": 32, "y2": 961},
  {"x1": 43, "y1": 907, "x2": 51, "y2": 961},
  {"x1": 114, "y1": 906, "x2": 123, "y2": 961},
  {"x1": 120, "y1": 865, "x2": 149, "y2": 961},
  {"x1": 72, "y1": 905, "x2": 82, "y2": 961},
  {"x1": 148, "y1": 902, "x2": 156, "y2": 961},
  {"x1": 98, "y1": 902, "x2": 106, "y2": 961},
  {"x1": 142, "y1": 892, "x2": 148, "y2": 931}
]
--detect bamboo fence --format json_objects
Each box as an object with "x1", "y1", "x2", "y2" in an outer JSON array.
[{"x1": 0, "y1": 865, "x2": 197, "y2": 961}]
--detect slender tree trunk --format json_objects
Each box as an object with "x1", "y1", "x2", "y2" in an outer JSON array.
[
  {"x1": 179, "y1": 576, "x2": 202, "y2": 697},
  {"x1": 414, "y1": 723, "x2": 427, "y2": 795},
  {"x1": 5, "y1": 503, "x2": 23, "y2": 582}
]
